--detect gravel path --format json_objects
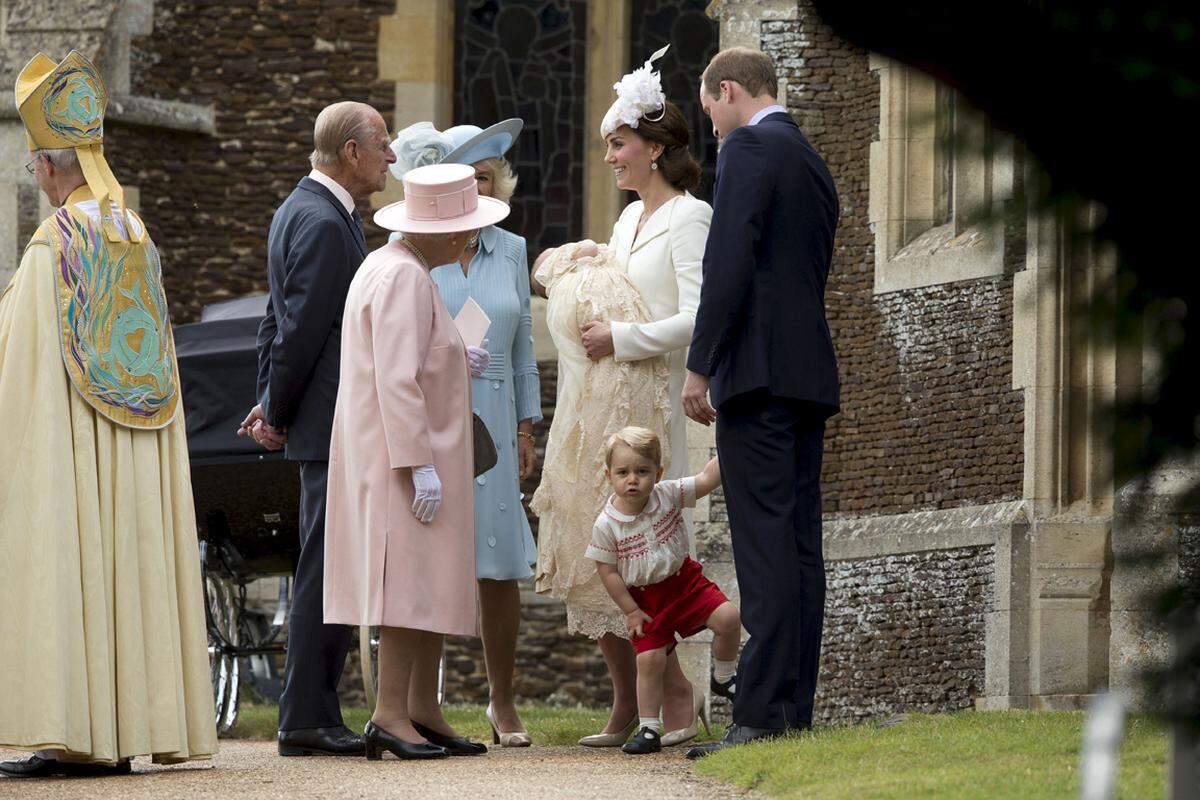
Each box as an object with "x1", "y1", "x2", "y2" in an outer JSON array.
[{"x1": 0, "y1": 742, "x2": 759, "y2": 799}]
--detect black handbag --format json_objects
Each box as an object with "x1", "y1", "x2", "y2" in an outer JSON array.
[{"x1": 472, "y1": 413, "x2": 498, "y2": 477}]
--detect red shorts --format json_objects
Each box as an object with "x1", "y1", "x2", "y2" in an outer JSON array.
[{"x1": 627, "y1": 557, "x2": 729, "y2": 654}]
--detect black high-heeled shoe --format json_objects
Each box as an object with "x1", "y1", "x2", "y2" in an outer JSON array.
[
  {"x1": 363, "y1": 720, "x2": 450, "y2": 761},
  {"x1": 411, "y1": 721, "x2": 487, "y2": 756}
]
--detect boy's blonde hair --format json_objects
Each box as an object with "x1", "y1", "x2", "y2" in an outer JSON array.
[{"x1": 604, "y1": 426, "x2": 662, "y2": 469}]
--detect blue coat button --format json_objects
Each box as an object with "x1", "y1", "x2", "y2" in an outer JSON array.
[
  {"x1": 499, "y1": 503, "x2": 507, "y2": 511},
  {"x1": 476, "y1": 475, "x2": 487, "y2": 486},
  {"x1": 487, "y1": 536, "x2": 497, "y2": 548}
]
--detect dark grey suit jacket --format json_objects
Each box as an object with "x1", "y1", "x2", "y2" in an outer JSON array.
[{"x1": 256, "y1": 176, "x2": 367, "y2": 461}]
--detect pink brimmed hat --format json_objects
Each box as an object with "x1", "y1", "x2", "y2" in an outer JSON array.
[{"x1": 373, "y1": 163, "x2": 509, "y2": 234}]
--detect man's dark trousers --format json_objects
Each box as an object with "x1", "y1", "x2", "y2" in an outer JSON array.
[
  {"x1": 685, "y1": 110, "x2": 839, "y2": 730},
  {"x1": 717, "y1": 391, "x2": 826, "y2": 730},
  {"x1": 258, "y1": 177, "x2": 367, "y2": 732},
  {"x1": 278, "y1": 460, "x2": 351, "y2": 730}
]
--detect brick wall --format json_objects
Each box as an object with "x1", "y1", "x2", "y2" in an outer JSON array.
[
  {"x1": 755, "y1": 3, "x2": 1011, "y2": 723},
  {"x1": 816, "y1": 546, "x2": 993, "y2": 724},
  {"x1": 764, "y1": 7, "x2": 1024, "y2": 519},
  {"x1": 116, "y1": 0, "x2": 397, "y2": 323},
  {"x1": 444, "y1": 592, "x2": 615, "y2": 708}
]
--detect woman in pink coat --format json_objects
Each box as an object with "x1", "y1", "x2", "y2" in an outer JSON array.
[{"x1": 324, "y1": 163, "x2": 510, "y2": 761}]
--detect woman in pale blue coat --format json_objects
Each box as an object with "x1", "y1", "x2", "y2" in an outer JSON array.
[{"x1": 390, "y1": 119, "x2": 540, "y2": 746}]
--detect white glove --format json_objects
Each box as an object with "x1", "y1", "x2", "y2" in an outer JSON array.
[
  {"x1": 411, "y1": 464, "x2": 441, "y2": 524},
  {"x1": 467, "y1": 338, "x2": 491, "y2": 378}
]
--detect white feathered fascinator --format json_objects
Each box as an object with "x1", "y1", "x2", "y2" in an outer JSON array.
[
  {"x1": 389, "y1": 121, "x2": 456, "y2": 180},
  {"x1": 600, "y1": 45, "x2": 670, "y2": 138}
]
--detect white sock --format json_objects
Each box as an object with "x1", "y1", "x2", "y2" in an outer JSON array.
[
  {"x1": 713, "y1": 657, "x2": 738, "y2": 683},
  {"x1": 639, "y1": 716, "x2": 663, "y2": 733}
]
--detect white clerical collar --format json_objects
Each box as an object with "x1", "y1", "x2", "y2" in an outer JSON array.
[
  {"x1": 307, "y1": 169, "x2": 356, "y2": 215},
  {"x1": 748, "y1": 104, "x2": 788, "y2": 126}
]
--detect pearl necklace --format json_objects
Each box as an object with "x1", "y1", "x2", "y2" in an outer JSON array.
[{"x1": 401, "y1": 238, "x2": 432, "y2": 271}]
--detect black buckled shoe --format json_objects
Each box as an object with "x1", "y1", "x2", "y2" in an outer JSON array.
[
  {"x1": 621, "y1": 726, "x2": 662, "y2": 755},
  {"x1": 278, "y1": 725, "x2": 366, "y2": 757},
  {"x1": 710, "y1": 671, "x2": 737, "y2": 701},
  {"x1": 411, "y1": 721, "x2": 487, "y2": 756},
  {"x1": 0, "y1": 755, "x2": 132, "y2": 778}
]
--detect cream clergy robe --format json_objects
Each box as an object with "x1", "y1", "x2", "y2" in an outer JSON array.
[{"x1": 0, "y1": 187, "x2": 216, "y2": 765}]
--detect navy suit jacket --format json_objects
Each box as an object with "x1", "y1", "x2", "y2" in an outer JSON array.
[
  {"x1": 686, "y1": 112, "x2": 840, "y2": 415},
  {"x1": 256, "y1": 176, "x2": 367, "y2": 461}
]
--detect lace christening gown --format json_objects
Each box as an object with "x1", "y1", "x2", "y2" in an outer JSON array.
[{"x1": 531, "y1": 244, "x2": 672, "y2": 639}]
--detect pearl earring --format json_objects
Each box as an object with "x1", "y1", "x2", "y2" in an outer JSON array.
[{"x1": 650, "y1": 161, "x2": 658, "y2": 170}]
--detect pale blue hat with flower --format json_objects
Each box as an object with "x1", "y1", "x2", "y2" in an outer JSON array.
[{"x1": 389, "y1": 118, "x2": 522, "y2": 180}]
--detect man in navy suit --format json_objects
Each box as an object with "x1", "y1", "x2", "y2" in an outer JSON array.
[
  {"x1": 239, "y1": 101, "x2": 396, "y2": 756},
  {"x1": 682, "y1": 48, "x2": 839, "y2": 758}
]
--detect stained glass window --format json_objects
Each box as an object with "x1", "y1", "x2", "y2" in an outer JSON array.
[
  {"x1": 630, "y1": 0, "x2": 720, "y2": 202},
  {"x1": 454, "y1": 0, "x2": 588, "y2": 256}
]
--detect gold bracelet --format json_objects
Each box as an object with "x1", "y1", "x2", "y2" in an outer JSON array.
[{"x1": 517, "y1": 431, "x2": 536, "y2": 444}]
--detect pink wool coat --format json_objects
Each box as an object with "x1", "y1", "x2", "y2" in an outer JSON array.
[{"x1": 324, "y1": 241, "x2": 478, "y2": 636}]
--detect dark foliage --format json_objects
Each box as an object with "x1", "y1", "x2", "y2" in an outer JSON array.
[{"x1": 809, "y1": 0, "x2": 1199, "y2": 723}]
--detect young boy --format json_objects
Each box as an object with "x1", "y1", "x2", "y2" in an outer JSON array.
[{"x1": 586, "y1": 426, "x2": 741, "y2": 754}]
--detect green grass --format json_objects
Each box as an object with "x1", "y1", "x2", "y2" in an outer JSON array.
[
  {"x1": 227, "y1": 703, "x2": 717, "y2": 748},
  {"x1": 693, "y1": 711, "x2": 1168, "y2": 800}
]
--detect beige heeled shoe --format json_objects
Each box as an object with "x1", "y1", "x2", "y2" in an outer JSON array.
[
  {"x1": 578, "y1": 714, "x2": 638, "y2": 747},
  {"x1": 661, "y1": 686, "x2": 710, "y2": 747},
  {"x1": 486, "y1": 704, "x2": 532, "y2": 748}
]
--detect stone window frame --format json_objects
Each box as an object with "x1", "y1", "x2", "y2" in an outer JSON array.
[{"x1": 868, "y1": 55, "x2": 1016, "y2": 294}]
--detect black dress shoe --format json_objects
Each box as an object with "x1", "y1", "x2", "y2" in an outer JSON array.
[
  {"x1": 710, "y1": 671, "x2": 737, "y2": 701},
  {"x1": 363, "y1": 721, "x2": 449, "y2": 761},
  {"x1": 621, "y1": 726, "x2": 662, "y2": 755},
  {"x1": 278, "y1": 725, "x2": 366, "y2": 757},
  {"x1": 411, "y1": 721, "x2": 487, "y2": 756},
  {"x1": 0, "y1": 755, "x2": 132, "y2": 778},
  {"x1": 684, "y1": 724, "x2": 785, "y2": 760}
]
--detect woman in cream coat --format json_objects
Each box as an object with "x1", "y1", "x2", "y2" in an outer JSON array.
[{"x1": 535, "y1": 98, "x2": 713, "y2": 748}]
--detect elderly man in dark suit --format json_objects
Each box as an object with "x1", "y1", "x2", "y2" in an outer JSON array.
[
  {"x1": 682, "y1": 48, "x2": 839, "y2": 758},
  {"x1": 239, "y1": 100, "x2": 396, "y2": 756}
]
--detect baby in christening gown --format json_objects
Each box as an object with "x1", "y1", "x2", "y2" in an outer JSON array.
[{"x1": 531, "y1": 241, "x2": 673, "y2": 639}]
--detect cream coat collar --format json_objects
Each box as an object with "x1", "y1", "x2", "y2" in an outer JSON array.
[{"x1": 617, "y1": 192, "x2": 689, "y2": 255}]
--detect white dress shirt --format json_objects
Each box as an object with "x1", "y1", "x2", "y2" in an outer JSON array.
[
  {"x1": 307, "y1": 169, "x2": 356, "y2": 214},
  {"x1": 748, "y1": 103, "x2": 788, "y2": 126}
]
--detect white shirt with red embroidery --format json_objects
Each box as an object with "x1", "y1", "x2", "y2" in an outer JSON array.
[{"x1": 586, "y1": 477, "x2": 697, "y2": 587}]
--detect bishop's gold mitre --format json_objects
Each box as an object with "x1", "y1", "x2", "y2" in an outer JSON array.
[{"x1": 14, "y1": 50, "x2": 130, "y2": 242}]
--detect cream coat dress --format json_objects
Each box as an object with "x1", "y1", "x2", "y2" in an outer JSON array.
[
  {"x1": 609, "y1": 193, "x2": 711, "y2": 482},
  {"x1": 0, "y1": 195, "x2": 216, "y2": 765},
  {"x1": 533, "y1": 193, "x2": 711, "y2": 639},
  {"x1": 323, "y1": 242, "x2": 478, "y2": 636}
]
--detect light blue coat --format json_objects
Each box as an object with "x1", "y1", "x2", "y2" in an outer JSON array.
[{"x1": 430, "y1": 225, "x2": 541, "y2": 580}]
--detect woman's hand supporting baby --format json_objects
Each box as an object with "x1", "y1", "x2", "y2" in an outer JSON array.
[{"x1": 580, "y1": 321, "x2": 614, "y2": 360}]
